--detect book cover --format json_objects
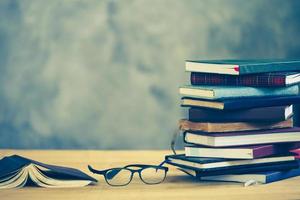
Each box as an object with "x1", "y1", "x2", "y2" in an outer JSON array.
[
  {"x1": 185, "y1": 59, "x2": 300, "y2": 75},
  {"x1": 179, "y1": 85, "x2": 299, "y2": 100},
  {"x1": 179, "y1": 118, "x2": 293, "y2": 133},
  {"x1": 290, "y1": 149, "x2": 300, "y2": 159},
  {"x1": 188, "y1": 105, "x2": 293, "y2": 122},
  {"x1": 185, "y1": 143, "x2": 300, "y2": 159},
  {"x1": 181, "y1": 95, "x2": 300, "y2": 110},
  {"x1": 184, "y1": 127, "x2": 300, "y2": 147},
  {"x1": 199, "y1": 167, "x2": 300, "y2": 184},
  {"x1": 190, "y1": 72, "x2": 300, "y2": 87},
  {"x1": 164, "y1": 154, "x2": 299, "y2": 176},
  {"x1": 0, "y1": 155, "x2": 97, "y2": 189}
]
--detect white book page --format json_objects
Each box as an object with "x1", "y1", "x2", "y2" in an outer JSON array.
[
  {"x1": 28, "y1": 165, "x2": 91, "y2": 188},
  {"x1": 0, "y1": 167, "x2": 29, "y2": 189}
]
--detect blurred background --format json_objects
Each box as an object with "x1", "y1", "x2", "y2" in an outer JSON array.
[{"x1": 0, "y1": 0, "x2": 299, "y2": 149}]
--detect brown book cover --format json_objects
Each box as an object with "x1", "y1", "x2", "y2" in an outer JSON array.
[{"x1": 179, "y1": 118, "x2": 293, "y2": 133}]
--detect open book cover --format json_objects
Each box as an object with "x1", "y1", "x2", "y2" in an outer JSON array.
[{"x1": 0, "y1": 155, "x2": 97, "y2": 189}]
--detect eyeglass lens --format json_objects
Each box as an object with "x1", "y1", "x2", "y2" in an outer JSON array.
[
  {"x1": 140, "y1": 167, "x2": 167, "y2": 184},
  {"x1": 104, "y1": 166, "x2": 166, "y2": 186},
  {"x1": 105, "y1": 168, "x2": 132, "y2": 186}
]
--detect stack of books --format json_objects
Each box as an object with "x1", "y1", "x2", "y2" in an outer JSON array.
[{"x1": 165, "y1": 59, "x2": 300, "y2": 184}]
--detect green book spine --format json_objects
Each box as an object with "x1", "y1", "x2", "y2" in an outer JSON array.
[
  {"x1": 239, "y1": 61, "x2": 300, "y2": 74},
  {"x1": 180, "y1": 85, "x2": 299, "y2": 99},
  {"x1": 186, "y1": 59, "x2": 300, "y2": 75}
]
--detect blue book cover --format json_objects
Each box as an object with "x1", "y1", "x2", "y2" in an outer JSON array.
[
  {"x1": 179, "y1": 85, "x2": 299, "y2": 100},
  {"x1": 265, "y1": 168, "x2": 300, "y2": 183},
  {"x1": 181, "y1": 95, "x2": 300, "y2": 110},
  {"x1": 186, "y1": 59, "x2": 300, "y2": 75},
  {"x1": 199, "y1": 167, "x2": 300, "y2": 184}
]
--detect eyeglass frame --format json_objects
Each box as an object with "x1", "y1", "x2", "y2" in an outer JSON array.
[{"x1": 88, "y1": 164, "x2": 169, "y2": 186}]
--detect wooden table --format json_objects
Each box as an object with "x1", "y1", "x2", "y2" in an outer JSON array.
[{"x1": 1, "y1": 150, "x2": 300, "y2": 200}]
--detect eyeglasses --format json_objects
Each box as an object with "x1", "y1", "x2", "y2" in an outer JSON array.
[{"x1": 88, "y1": 164, "x2": 168, "y2": 186}]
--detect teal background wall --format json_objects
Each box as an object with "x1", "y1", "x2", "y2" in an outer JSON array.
[{"x1": 0, "y1": 0, "x2": 299, "y2": 149}]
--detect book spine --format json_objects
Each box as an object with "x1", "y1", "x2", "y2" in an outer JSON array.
[
  {"x1": 214, "y1": 85, "x2": 299, "y2": 99},
  {"x1": 239, "y1": 62, "x2": 300, "y2": 75},
  {"x1": 188, "y1": 106, "x2": 290, "y2": 122},
  {"x1": 222, "y1": 96, "x2": 300, "y2": 110},
  {"x1": 180, "y1": 118, "x2": 293, "y2": 133},
  {"x1": 191, "y1": 72, "x2": 287, "y2": 87},
  {"x1": 252, "y1": 145, "x2": 275, "y2": 159},
  {"x1": 193, "y1": 161, "x2": 299, "y2": 176},
  {"x1": 265, "y1": 168, "x2": 300, "y2": 183}
]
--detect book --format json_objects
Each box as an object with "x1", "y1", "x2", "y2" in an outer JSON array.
[
  {"x1": 165, "y1": 154, "x2": 299, "y2": 176},
  {"x1": 184, "y1": 127, "x2": 300, "y2": 147},
  {"x1": 185, "y1": 143, "x2": 300, "y2": 159},
  {"x1": 0, "y1": 155, "x2": 97, "y2": 189},
  {"x1": 179, "y1": 85, "x2": 299, "y2": 100},
  {"x1": 199, "y1": 167, "x2": 300, "y2": 184},
  {"x1": 188, "y1": 105, "x2": 293, "y2": 122},
  {"x1": 181, "y1": 95, "x2": 300, "y2": 110},
  {"x1": 190, "y1": 72, "x2": 300, "y2": 87},
  {"x1": 179, "y1": 118, "x2": 293, "y2": 133},
  {"x1": 179, "y1": 162, "x2": 300, "y2": 179},
  {"x1": 290, "y1": 149, "x2": 300, "y2": 159},
  {"x1": 185, "y1": 59, "x2": 300, "y2": 75}
]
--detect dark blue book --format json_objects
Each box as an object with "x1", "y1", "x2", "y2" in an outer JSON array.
[
  {"x1": 0, "y1": 155, "x2": 97, "y2": 189},
  {"x1": 181, "y1": 95, "x2": 300, "y2": 110},
  {"x1": 188, "y1": 105, "x2": 293, "y2": 122},
  {"x1": 186, "y1": 59, "x2": 300, "y2": 75},
  {"x1": 200, "y1": 167, "x2": 300, "y2": 184},
  {"x1": 165, "y1": 154, "x2": 299, "y2": 177}
]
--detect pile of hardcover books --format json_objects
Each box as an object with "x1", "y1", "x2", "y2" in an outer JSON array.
[{"x1": 165, "y1": 59, "x2": 300, "y2": 184}]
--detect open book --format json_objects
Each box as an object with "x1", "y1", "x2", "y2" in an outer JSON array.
[{"x1": 0, "y1": 155, "x2": 97, "y2": 189}]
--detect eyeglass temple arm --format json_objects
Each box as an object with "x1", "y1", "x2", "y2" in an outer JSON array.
[
  {"x1": 88, "y1": 165, "x2": 107, "y2": 174},
  {"x1": 158, "y1": 160, "x2": 166, "y2": 167},
  {"x1": 171, "y1": 130, "x2": 183, "y2": 155}
]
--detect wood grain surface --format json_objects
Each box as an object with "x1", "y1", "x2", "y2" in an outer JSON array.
[{"x1": 1, "y1": 150, "x2": 300, "y2": 200}]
